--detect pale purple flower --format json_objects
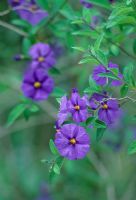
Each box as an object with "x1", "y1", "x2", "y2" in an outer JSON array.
[
  {"x1": 92, "y1": 62, "x2": 123, "y2": 86},
  {"x1": 67, "y1": 89, "x2": 88, "y2": 123},
  {"x1": 57, "y1": 96, "x2": 69, "y2": 126},
  {"x1": 90, "y1": 15, "x2": 101, "y2": 28},
  {"x1": 29, "y1": 43, "x2": 56, "y2": 70},
  {"x1": 21, "y1": 68, "x2": 54, "y2": 101},
  {"x1": 9, "y1": 0, "x2": 48, "y2": 26},
  {"x1": 55, "y1": 124, "x2": 90, "y2": 160}
]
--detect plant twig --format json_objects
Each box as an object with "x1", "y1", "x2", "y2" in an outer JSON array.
[{"x1": 0, "y1": 20, "x2": 28, "y2": 37}]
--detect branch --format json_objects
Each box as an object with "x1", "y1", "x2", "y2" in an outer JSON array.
[{"x1": 0, "y1": 20, "x2": 28, "y2": 37}]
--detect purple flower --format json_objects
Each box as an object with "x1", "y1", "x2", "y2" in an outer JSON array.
[
  {"x1": 109, "y1": 0, "x2": 115, "y2": 3},
  {"x1": 98, "y1": 99, "x2": 120, "y2": 125},
  {"x1": 21, "y1": 68, "x2": 54, "y2": 101},
  {"x1": 90, "y1": 15, "x2": 101, "y2": 28},
  {"x1": 9, "y1": 0, "x2": 48, "y2": 26},
  {"x1": 80, "y1": 0, "x2": 93, "y2": 8},
  {"x1": 57, "y1": 96, "x2": 69, "y2": 125},
  {"x1": 55, "y1": 124, "x2": 90, "y2": 160},
  {"x1": 89, "y1": 92, "x2": 108, "y2": 110},
  {"x1": 35, "y1": 183, "x2": 53, "y2": 200},
  {"x1": 92, "y1": 62, "x2": 123, "y2": 86},
  {"x1": 29, "y1": 43, "x2": 56, "y2": 70},
  {"x1": 67, "y1": 89, "x2": 88, "y2": 123}
]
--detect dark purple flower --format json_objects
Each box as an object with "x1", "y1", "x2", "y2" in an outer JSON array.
[
  {"x1": 9, "y1": 0, "x2": 48, "y2": 26},
  {"x1": 21, "y1": 68, "x2": 54, "y2": 101},
  {"x1": 98, "y1": 99, "x2": 120, "y2": 125},
  {"x1": 13, "y1": 54, "x2": 24, "y2": 61},
  {"x1": 8, "y1": 0, "x2": 24, "y2": 7},
  {"x1": 55, "y1": 124, "x2": 90, "y2": 160},
  {"x1": 92, "y1": 62, "x2": 123, "y2": 86},
  {"x1": 80, "y1": 0, "x2": 93, "y2": 8},
  {"x1": 67, "y1": 89, "x2": 88, "y2": 123},
  {"x1": 109, "y1": 0, "x2": 115, "y2": 3},
  {"x1": 29, "y1": 43, "x2": 56, "y2": 70},
  {"x1": 89, "y1": 92, "x2": 108, "y2": 110}
]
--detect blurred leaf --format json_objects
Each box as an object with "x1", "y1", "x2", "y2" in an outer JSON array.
[
  {"x1": 22, "y1": 38, "x2": 32, "y2": 55},
  {"x1": 123, "y1": 64, "x2": 135, "y2": 86},
  {"x1": 79, "y1": 58, "x2": 98, "y2": 64},
  {"x1": 99, "y1": 72, "x2": 120, "y2": 80},
  {"x1": 53, "y1": 163, "x2": 60, "y2": 174},
  {"x1": 72, "y1": 46, "x2": 85, "y2": 52},
  {"x1": 49, "y1": 67, "x2": 61, "y2": 75},
  {"x1": 7, "y1": 104, "x2": 26, "y2": 127},
  {"x1": 49, "y1": 139, "x2": 58, "y2": 155},
  {"x1": 94, "y1": 32, "x2": 104, "y2": 50},
  {"x1": 133, "y1": 39, "x2": 136, "y2": 54},
  {"x1": 120, "y1": 84, "x2": 129, "y2": 97},
  {"x1": 52, "y1": 87, "x2": 66, "y2": 97},
  {"x1": 110, "y1": 45, "x2": 120, "y2": 56},
  {"x1": 11, "y1": 19, "x2": 30, "y2": 29},
  {"x1": 128, "y1": 141, "x2": 136, "y2": 154},
  {"x1": 96, "y1": 128, "x2": 106, "y2": 142}
]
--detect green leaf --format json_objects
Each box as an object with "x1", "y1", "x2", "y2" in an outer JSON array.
[
  {"x1": 49, "y1": 67, "x2": 61, "y2": 75},
  {"x1": 7, "y1": 104, "x2": 26, "y2": 127},
  {"x1": 120, "y1": 84, "x2": 129, "y2": 97},
  {"x1": 123, "y1": 64, "x2": 135, "y2": 86},
  {"x1": 36, "y1": 0, "x2": 49, "y2": 9},
  {"x1": 72, "y1": 46, "x2": 85, "y2": 52},
  {"x1": 91, "y1": 47, "x2": 108, "y2": 66},
  {"x1": 22, "y1": 38, "x2": 32, "y2": 55},
  {"x1": 86, "y1": 117, "x2": 95, "y2": 126},
  {"x1": 29, "y1": 104, "x2": 39, "y2": 113},
  {"x1": 110, "y1": 45, "x2": 120, "y2": 56},
  {"x1": 89, "y1": 0, "x2": 110, "y2": 9},
  {"x1": 94, "y1": 32, "x2": 104, "y2": 50},
  {"x1": 79, "y1": 58, "x2": 98, "y2": 64},
  {"x1": 133, "y1": 39, "x2": 136, "y2": 54},
  {"x1": 94, "y1": 119, "x2": 106, "y2": 129},
  {"x1": 11, "y1": 19, "x2": 30, "y2": 29},
  {"x1": 96, "y1": 128, "x2": 106, "y2": 142},
  {"x1": 49, "y1": 139, "x2": 58, "y2": 155},
  {"x1": 109, "y1": 6, "x2": 133, "y2": 20},
  {"x1": 99, "y1": 72, "x2": 120, "y2": 80},
  {"x1": 128, "y1": 141, "x2": 136, "y2": 155},
  {"x1": 84, "y1": 77, "x2": 101, "y2": 95},
  {"x1": 53, "y1": 163, "x2": 60, "y2": 175}
]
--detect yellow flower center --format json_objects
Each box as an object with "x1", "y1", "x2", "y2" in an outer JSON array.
[
  {"x1": 34, "y1": 82, "x2": 41, "y2": 88},
  {"x1": 69, "y1": 138, "x2": 76, "y2": 145},
  {"x1": 102, "y1": 104, "x2": 108, "y2": 109},
  {"x1": 74, "y1": 105, "x2": 80, "y2": 111},
  {"x1": 56, "y1": 129, "x2": 60, "y2": 133},
  {"x1": 38, "y1": 56, "x2": 45, "y2": 62}
]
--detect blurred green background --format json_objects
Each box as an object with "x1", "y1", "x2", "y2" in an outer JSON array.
[{"x1": 1, "y1": 0, "x2": 136, "y2": 200}]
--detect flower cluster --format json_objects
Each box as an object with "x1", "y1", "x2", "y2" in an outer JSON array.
[
  {"x1": 54, "y1": 60, "x2": 123, "y2": 160},
  {"x1": 21, "y1": 43, "x2": 56, "y2": 101},
  {"x1": 8, "y1": 0, "x2": 48, "y2": 26}
]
